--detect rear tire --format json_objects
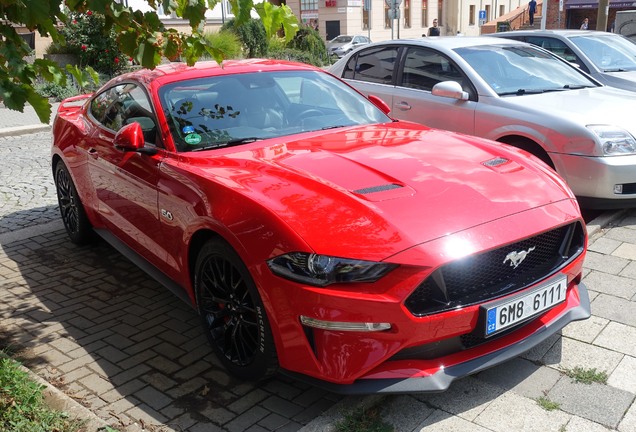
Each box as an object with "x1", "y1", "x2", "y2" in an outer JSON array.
[
  {"x1": 195, "y1": 239, "x2": 278, "y2": 380},
  {"x1": 54, "y1": 161, "x2": 94, "y2": 245}
]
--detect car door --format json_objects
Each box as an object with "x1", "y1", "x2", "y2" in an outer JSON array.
[
  {"x1": 391, "y1": 46, "x2": 477, "y2": 135},
  {"x1": 87, "y1": 83, "x2": 167, "y2": 266}
]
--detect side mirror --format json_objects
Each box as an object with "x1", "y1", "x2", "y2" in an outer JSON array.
[
  {"x1": 368, "y1": 94, "x2": 391, "y2": 115},
  {"x1": 431, "y1": 81, "x2": 470, "y2": 101},
  {"x1": 113, "y1": 122, "x2": 156, "y2": 155}
]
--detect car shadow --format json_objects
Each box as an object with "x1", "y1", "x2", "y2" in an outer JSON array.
[{"x1": 0, "y1": 224, "x2": 342, "y2": 431}]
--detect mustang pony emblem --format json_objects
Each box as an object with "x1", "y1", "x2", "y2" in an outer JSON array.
[{"x1": 503, "y1": 246, "x2": 536, "y2": 268}]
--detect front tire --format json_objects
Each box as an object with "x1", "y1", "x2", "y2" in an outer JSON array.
[
  {"x1": 195, "y1": 239, "x2": 278, "y2": 380},
  {"x1": 54, "y1": 161, "x2": 93, "y2": 244}
]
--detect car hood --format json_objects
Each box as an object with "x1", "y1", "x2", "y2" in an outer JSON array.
[
  {"x1": 598, "y1": 70, "x2": 636, "y2": 92},
  {"x1": 502, "y1": 85, "x2": 636, "y2": 131},
  {"x1": 193, "y1": 124, "x2": 575, "y2": 260}
]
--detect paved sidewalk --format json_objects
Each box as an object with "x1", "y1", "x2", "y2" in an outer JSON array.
[{"x1": 0, "y1": 104, "x2": 635, "y2": 432}]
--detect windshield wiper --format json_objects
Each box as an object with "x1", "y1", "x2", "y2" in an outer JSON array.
[
  {"x1": 321, "y1": 125, "x2": 348, "y2": 130},
  {"x1": 189, "y1": 137, "x2": 262, "y2": 152},
  {"x1": 498, "y1": 88, "x2": 548, "y2": 96},
  {"x1": 222, "y1": 137, "x2": 262, "y2": 147},
  {"x1": 603, "y1": 68, "x2": 627, "y2": 72},
  {"x1": 563, "y1": 84, "x2": 595, "y2": 89}
]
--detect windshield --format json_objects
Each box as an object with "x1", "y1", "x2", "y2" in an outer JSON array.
[
  {"x1": 456, "y1": 44, "x2": 598, "y2": 96},
  {"x1": 570, "y1": 34, "x2": 636, "y2": 72},
  {"x1": 159, "y1": 70, "x2": 390, "y2": 152},
  {"x1": 332, "y1": 36, "x2": 353, "y2": 43}
]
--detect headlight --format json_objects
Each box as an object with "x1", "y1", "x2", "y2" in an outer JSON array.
[
  {"x1": 588, "y1": 125, "x2": 636, "y2": 156},
  {"x1": 267, "y1": 252, "x2": 398, "y2": 287}
]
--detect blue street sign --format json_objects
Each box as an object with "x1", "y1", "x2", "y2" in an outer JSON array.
[{"x1": 479, "y1": 10, "x2": 486, "y2": 20}]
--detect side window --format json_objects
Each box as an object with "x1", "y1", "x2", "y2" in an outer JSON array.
[
  {"x1": 525, "y1": 37, "x2": 586, "y2": 71},
  {"x1": 90, "y1": 84, "x2": 158, "y2": 145},
  {"x1": 401, "y1": 47, "x2": 467, "y2": 92},
  {"x1": 344, "y1": 46, "x2": 399, "y2": 84}
]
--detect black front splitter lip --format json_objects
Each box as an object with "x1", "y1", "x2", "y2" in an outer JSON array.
[{"x1": 281, "y1": 282, "x2": 591, "y2": 395}]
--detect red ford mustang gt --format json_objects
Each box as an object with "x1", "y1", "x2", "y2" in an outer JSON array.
[{"x1": 51, "y1": 59, "x2": 590, "y2": 393}]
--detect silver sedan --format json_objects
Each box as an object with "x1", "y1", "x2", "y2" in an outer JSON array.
[
  {"x1": 329, "y1": 37, "x2": 636, "y2": 209},
  {"x1": 489, "y1": 30, "x2": 636, "y2": 92}
]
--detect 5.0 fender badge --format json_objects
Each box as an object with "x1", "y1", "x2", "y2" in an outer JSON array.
[
  {"x1": 161, "y1": 209, "x2": 174, "y2": 221},
  {"x1": 503, "y1": 246, "x2": 536, "y2": 269}
]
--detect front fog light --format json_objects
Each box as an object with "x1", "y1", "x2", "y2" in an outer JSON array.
[
  {"x1": 300, "y1": 316, "x2": 392, "y2": 332},
  {"x1": 614, "y1": 184, "x2": 623, "y2": 194}
]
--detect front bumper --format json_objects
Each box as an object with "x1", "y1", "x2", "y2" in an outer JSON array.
[
  {"x1": 282, "y1": 282, "x2": 590, "y2": 394},
  {"x1": 556, "y1": 153, "x2": 636, "y2": 207},
  {"x1": 258, "y1": 200, "x2": 587, "y2": 390}
]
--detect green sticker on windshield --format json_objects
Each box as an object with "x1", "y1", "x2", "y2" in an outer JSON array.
[{"x1": 184, "y1": 133, "x2": 202, "y2": 145}]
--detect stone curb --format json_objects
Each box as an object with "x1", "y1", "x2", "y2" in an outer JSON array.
[
  {"x1": 0, "y1": 124, "x2": 51, "y2": 137},
  {"x1": 0, "y1": 354, "x2": 109, "y2": 432}
]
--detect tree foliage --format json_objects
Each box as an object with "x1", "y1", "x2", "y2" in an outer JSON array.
[
  {"x1": 0, "y1": 0, "x2": 299, "y2": 123},
  {"x1": 221, "y1": 18, "x2": 268, "y2": 58}
]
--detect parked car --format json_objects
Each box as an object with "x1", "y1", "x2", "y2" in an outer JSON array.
[
  {"x1": 327, "y1": 35, "x2": 371, "y2": 58},
  {"x1": 489, "y1": 30, "x2": 636, "y2": 92},
  {"x1": 52, "y1": 59, "x2": 589, "y2": 393},
  {"x1": 329, "y1": 37, "x2": 636, "y2": 209}
]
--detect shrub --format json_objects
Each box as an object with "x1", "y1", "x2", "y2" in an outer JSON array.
[
  {"x1": 57, "y1": 10, "x2": 128, "y2": 76},
  {"x1": 221, "y1": 18, "x2": 268, "y2": 58},
  {"x1": 287, "y1": 26, "x2": 328, "y2": 63},
  {"x1": 203, "y1": 30, "x2": 243, "y2": 59},
  {"x1": 34, "y1": 81, "x2": 79, "y2": 101},
  {"x1": 267, "y1": 47, "x2": 325, "y2": 67}
]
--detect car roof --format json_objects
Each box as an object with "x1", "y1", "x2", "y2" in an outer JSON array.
[
  {"x1": 492, "y1": 29, "x2": 614, "y2": 38},
  {"x1": 361, "y1": 36, "x2": 526, "y2": 50},
  {"x1": 109, "y1": 59, "x2": 321, "y2": 87}
]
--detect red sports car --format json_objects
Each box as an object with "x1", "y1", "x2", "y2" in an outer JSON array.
[{"x1": 51, "y1": 60, "x2": 590, "y2": 393}]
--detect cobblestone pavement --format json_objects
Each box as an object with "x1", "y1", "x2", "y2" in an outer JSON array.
[
  {"x1": 1, "y1": 129, "x2": 636, "y2": 432},
  {"x1": 0, "y1": 133, "x2": 59, "y2": 234}
]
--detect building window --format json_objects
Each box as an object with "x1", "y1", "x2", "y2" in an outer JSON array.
[
  {"x1": 363, "y1": 0, "x2": 371, "y2": 30},
  {"x1": 485, "y1": 5, "x2": 490, "y2": 21},
  {"x1": 404, "y1": 0, "x2": 411, "y2": 28},
  {"x1": 300, "y1": 0, "x2": 319, "y2": 27},
  {"x1": 499, "y1": 5, "x2": 505, "y2": 17},
  {"x1": 469, "y1": 5, "x2": 475, "y2": 25},
  {"x1": 421, "y1": 0, "x2": 427, "y2": 28},
  {"x1": 385, "y1": 2, "x2": 391, "y2": 28},
  {"x1": 438, "y1": 0, "x2": 443, "y2": 26}
]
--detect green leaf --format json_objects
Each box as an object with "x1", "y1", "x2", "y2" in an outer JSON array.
[
  {"x1": 33, "y1": 59, "x2": 67, "y2": 86},
  {"x1": 137, "y1": 42, "x2": 161, "y2": 68},
  {"x1": 26, "y1": 89, "x2": 52, "y2": 124}
]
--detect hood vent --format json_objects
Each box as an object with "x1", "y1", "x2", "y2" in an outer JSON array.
[
  {"x1": 482, "y1": 157, "x2": 509, "y2": 167},
  {"x1": 353, "y1": 183, "x2": 403, "y2": 195}
]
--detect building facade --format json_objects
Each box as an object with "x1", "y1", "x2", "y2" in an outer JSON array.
[{"x1": 285, "y1": 0, "x2": 527, "y2": 41}]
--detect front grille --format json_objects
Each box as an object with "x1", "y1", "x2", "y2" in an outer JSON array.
[{"x1": 404, "y1": 222, "x2": 585, "y2": 317}]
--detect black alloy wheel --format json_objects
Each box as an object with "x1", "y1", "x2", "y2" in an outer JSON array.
[
  {"x1": 54, "y1": 161, "x2": 93, "y2": 244},
  {"x1": 195, "y1": 239, "x2": 278, "y2": 380}
]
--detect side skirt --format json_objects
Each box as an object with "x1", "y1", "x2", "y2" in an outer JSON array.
[{"x1": 93, "y1": 228, "x2": 194, "y2": 309}]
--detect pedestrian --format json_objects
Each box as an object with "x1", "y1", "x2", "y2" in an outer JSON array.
[
  {"x1": 428, "y1": 19, "x2": 440, "y2": 36},
  {"x1": 528, "y1": 0, "x2": 537, "y2": 26},
  {"x1": 580, "y1": 17, "x2": 589, "y2": 30}
]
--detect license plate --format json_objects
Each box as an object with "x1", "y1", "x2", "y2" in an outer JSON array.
[{"x1": 485, "y1": 276, "x2": 567, "y2": 336}]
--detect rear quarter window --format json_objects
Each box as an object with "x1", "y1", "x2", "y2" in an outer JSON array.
[{"x1": 342, "y1": 46, "x2": 399, "y2": 85}]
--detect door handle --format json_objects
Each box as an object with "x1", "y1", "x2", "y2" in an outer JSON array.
[{"x1": 395, "y1": 101, "x2": 411, "y2": 111}]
